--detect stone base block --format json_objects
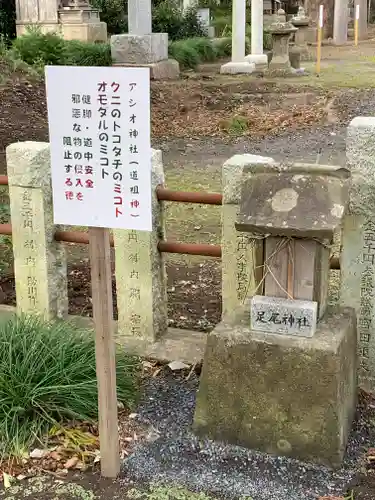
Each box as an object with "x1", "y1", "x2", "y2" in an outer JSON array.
[
  {"x1": 111, "y1": 33, "x2": 168, "y2": 64},
  {"x1": 220, "y1": 61, "x2": 255, "y2": 75},
  {"x1": 194, "y1": 306, "x2": 357, "y2": 468},
  {"x1": 16, "y1": 23, "x2": 60, "y2": 36},
  {"x1": 61, "y1": 22, "x2": 107, "y2": 42},
  {"x1": 244, "y1": 54, "x2": 268, "y2": 71},
  {"x1": 113, "y1": 59, "x2": 179, "y2": 80}
]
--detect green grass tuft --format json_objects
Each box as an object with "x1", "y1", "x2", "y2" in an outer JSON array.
[
  {"x1": 63, "y1": 40, "x2": 112, "y2": 66},
  {"x1": 169, "y1": 39, "x2": 201, "y2": 69},
  {"x1": 0, "y1": 315, "x2": 140, "y2": 458}
]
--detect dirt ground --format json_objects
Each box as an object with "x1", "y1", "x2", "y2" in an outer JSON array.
[{"x1": 1, "y1": 41, "x2": 375, "y2": 498}]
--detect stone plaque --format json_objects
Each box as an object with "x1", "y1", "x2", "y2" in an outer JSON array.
[{"x1": 251, "y1": 295, "x2": 318, "y2": 337}]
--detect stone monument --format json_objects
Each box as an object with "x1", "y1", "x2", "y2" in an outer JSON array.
[
  {"x1": 194, "y1": 162, "x2": 358, "y2": 468},
  {"x1": 111, "y1": 0, "x2": 179, "y2": 80},
  {"x1": 16, "y1": 0, "x2": 107, "y2": 42}
]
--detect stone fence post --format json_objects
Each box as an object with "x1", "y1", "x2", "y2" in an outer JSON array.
[
  {"x1": 6, "y1": 141, "x2": 68, "y2": 319},
  {"x1": 342, "y1": 117, "x2": 375, "y2": 391},
  {"x1": 114, "y1": 149, "x2": 168, "y2": 344},
  {"x1": 221, "y1": 154, "x2": 275, "y2": 318}
]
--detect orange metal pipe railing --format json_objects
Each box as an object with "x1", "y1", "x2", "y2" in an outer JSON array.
[
  {"x1": 0, "y1": 176, "x2": 340, "y2": 269},
  {"x1": 0, "y1": 222, "x2": 340, "y2": 269}
]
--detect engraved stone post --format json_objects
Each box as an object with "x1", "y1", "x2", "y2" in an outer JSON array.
[
  {"x1": 221, "y1": 154, "x2": 274, "y2": 318},
  {"x1": 6, "y1": 141, "x2": 68, "y2": 319},
  {"x1": 342, "y1": 117, "x2": 375, "y2": 391},
  {"x1": 114, "y1": 149, "x2": 167, "y2": 342}
]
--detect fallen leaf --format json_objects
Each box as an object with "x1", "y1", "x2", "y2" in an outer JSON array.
[
  {"x1": 128, "y1": 413, "x2": 138, "y2": 419},
  {"x1": 16, "y1": 475, "x2": 26, "y2": 481},
  {"x1": 168, "y1": 360, "x2": 190, "y2": 371},
  {"x1": 50, "y1": 451, "x2": 62, "y2": 461},
  {"x1": 3, "y1": 472, "x2": 12, "y2": 488},
  {"x1": 64, "y1": 456, "x2": 79, "y2": 470}
]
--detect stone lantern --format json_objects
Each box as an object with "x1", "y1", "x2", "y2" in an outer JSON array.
[
  {"x1": 291, "y1": 6, "x2": 312, "y2": 60},
  {"x1": 267, "y1": 17, "x2": 297, "y2": 75},
  {"x1": 194, "y1": 162, "x2": 358, "y2": 468}
]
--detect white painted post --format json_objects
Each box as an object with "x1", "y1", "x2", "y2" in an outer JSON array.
[
  {"x1": 342, "y1": 117, "x2": 375, "y2": 392},
  {"x1": 221, "y1": 154, "x2": 274, "y2": 317},
  {"x1": 6, "y1": 141, "x2": 68, "y2": 319},
  {"x1": 245, "y1": 0, "x2": 268, "y2": 69},
  {"x1": 114, "y1": 149, "x2": 168, "y2": 343}
]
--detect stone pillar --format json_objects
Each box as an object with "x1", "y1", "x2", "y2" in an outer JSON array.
[
  {"x1": 333, "y1": 0, "x2": 348, "y2": 44},
  {"x1": 342, "y1": 117, "x2": 375, "y2": 392},
  {"x1": 111, "y1": 0, "x2": 179, "y2": 80},
  {"x1": 6, "y1": 142, "x2": 68, "y2": 320},
  {"x1": 244, "y1": 0, "x2": 268, "y2": 70},
  {"x1": 222, "y1": 154, "x2": 274, "y2": 318},
  {"x1": 355, "y1": 0, "x2": 368, "y2": 40},
  {"x1": 220, "y1": 0, "x2": 255, "y2": 74},
  {"x1": 114, "y1": 149, "x2": 168, "y2": 343},
  {"x1": 128, "y1": 0, "x2": 152, "y2": 34}
]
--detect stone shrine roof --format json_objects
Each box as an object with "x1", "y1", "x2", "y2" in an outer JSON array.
[{"x1": 235, "y1": 164, "x2": 350, "y2": 242}]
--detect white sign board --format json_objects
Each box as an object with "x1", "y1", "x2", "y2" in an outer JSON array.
[{"x1": 45, "y1": 66, "x2": 152, "y2": 231}]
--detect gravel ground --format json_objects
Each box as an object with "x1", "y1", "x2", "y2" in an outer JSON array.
[
  {"x1": 160, "y1": 88, "x2": 375, "y2": 169},
  {"x1": 122, "y1": 372, "x2": 375, "y2": 500}
]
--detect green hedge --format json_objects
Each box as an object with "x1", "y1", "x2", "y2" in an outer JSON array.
[{"x1": 11, "y1": 31, "x2": 112, "y2": 67}]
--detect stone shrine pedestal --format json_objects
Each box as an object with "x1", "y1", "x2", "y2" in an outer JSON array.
[{"x1": 194, "y1": 305, "x2": 357, "y2": 468}]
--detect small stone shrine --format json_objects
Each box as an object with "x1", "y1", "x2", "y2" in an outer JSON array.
[
  {"x1": 194, "y1": 163, "x2": 358, "y2": 468},
  {"x1": 16, "y1": 0, "x2": 107, "y2": 42}
]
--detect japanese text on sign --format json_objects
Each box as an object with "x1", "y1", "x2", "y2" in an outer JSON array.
[{"x1": 45, "y1": 66, "x2": 152, "y2": 231}]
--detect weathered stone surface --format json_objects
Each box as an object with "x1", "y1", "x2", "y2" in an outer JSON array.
[
  {"x1": 114, "y1": 149, "x2": 168, "y2": 342},
  {"x1": 6, "y1": 142, "x2": 68, "y2": 319},
  {"x1": 251, "y1": 295, "x2": 317, "y2": 337},
  {"x1": 236, "y1": 163, "x2": 350, "y2": 244},
  {"x1": 113, "y1": 59, "x2": 180, "y2": 80},
  {"x1": 220, "y1": 62, "x2": 255, "y2": 74},
  {"x1": 111, "y1": 33, "x2": 168, "y2": 65},
  {"x1": 194, "y1": 305, "x2": 358, "y2": 468},
  {"x1": 342, "y1": 117, "x2": 375, "y2": 392},
  {"x1": 61, "y1": 21, "x2": 107, "y2": 42},
  {"x1": 221, "y1": 155, "x2": 275, "y2": 318}
]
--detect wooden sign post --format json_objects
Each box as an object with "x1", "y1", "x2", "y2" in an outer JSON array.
[
  {"x1": 354, "y1": 4, "x2": 360, "y2": 46},
  {"x1": 316, "y1": 4, "x2": 323, "y2": 75},
  {"x1": 45, "y1": 65, "x2": 152, "y2": 477}
]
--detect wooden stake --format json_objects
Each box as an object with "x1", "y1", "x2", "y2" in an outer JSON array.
[
  {"x1": 354, "y1": 4, "x2": 359, "y2": 46},
  {"x1": 316, "y1": 4, "x2": 323, "y2": 74},
  {"x1": 89, "y1": 227, "x2": 120, "y2": 478}
]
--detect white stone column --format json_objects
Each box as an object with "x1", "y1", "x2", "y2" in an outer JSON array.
[
  {"x1": 6, "y1": 142, "x2": 68, "y2": 320},
  {"x1": 222, "y1": 154, "x2": 274, "y2": 318},
  {"x1": 342, "y1": 117, "x2": 375, "y2": 392},
  {"x1": 333, "y1": 0, "x2": 348, "y2": 45},
  {"x1": 245, "y1": 0, "x2": 268, "y2": 69},
  {"x1": 220, "y1": 0, "x2": 255, "y2": 74},
  {"x1": 114, "y1": 149, "x2": 168, "y2": 344},
  {"x1": 128, "y1": 0, "x2": 152, "y2": 34}
]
